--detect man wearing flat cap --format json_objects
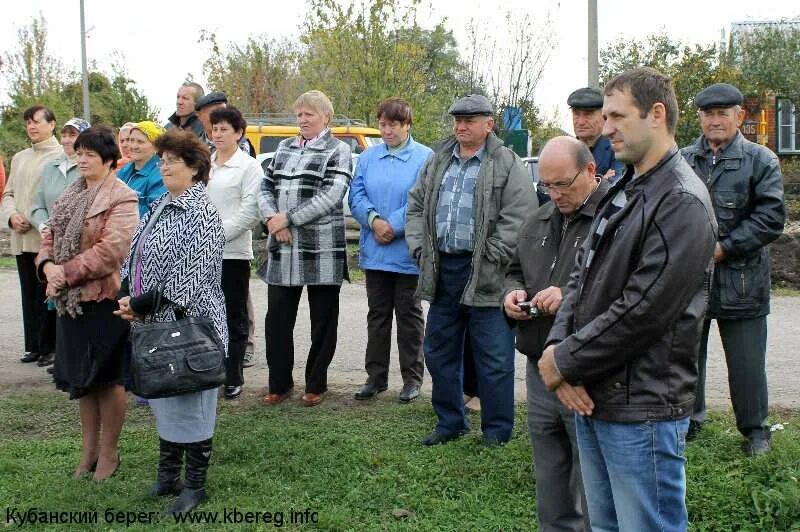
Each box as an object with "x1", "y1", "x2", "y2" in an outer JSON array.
[
  {"x1": 195, "y1": 92, "x2": 256, "y2": 157},
  {"x1": 681, "y1": 82, "x2": 785, "y2": 455},
  {"x1": 568, "y1": 87, "x2": 625, "y2": 183},
  {"x1": 406, "y1": 94, "x2": 536, "y2": 446}
]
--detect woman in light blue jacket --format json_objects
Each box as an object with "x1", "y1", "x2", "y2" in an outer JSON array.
[{"x1": 348, "y1": 97, "x2": 432, "y2": 403}]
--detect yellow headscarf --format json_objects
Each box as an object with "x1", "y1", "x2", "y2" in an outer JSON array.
[{"x1": 131, "y1": 121, "x2": 165, "y2": 143}]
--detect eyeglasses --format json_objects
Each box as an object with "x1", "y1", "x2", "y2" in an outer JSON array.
[
  {"x1": 157, "y1": 156, "x2": 185, "y2": 168},
  {"x1": 539, "y1": 169, "x2": 582, "y2": 192}
]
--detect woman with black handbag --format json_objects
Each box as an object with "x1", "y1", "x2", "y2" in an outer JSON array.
[
  {"x1": 116, "y1": 129, "x2": 226, "y2": 516},
  {"x1": 36, "y1": 126, "x2": 139, "y2": 480}
]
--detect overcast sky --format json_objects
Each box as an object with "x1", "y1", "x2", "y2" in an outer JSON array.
[{"x1": 1, "y1": 0, "x2": 798, "y2": 131}]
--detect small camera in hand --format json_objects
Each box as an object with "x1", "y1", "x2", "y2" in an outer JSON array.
[{"x1": 517, "y1": 301, "x2": 543, "y2": 317}]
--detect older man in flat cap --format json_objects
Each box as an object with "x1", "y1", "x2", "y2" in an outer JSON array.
[
  {"x1": 681, "y1": 82, "x2": 785, "y2": 455},
  {"x1": 568, "y1": 87, "x2": 626, "y2": 183},
  {"x1": 406, "y1": 94, "x2": 536, "y2": 446},
  {"x1": 195, "y1": 92, "x2": 256, "y2": 157}
]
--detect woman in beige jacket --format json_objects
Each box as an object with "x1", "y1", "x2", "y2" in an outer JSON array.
[{"x1": 0, "y1": 105, "x2": 63, "y2": 366}]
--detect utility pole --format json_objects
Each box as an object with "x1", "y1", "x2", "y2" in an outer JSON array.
[
  {"x1": 587, "y1": 0, "x2": 599, "y2": 88},
  {"x1": 80, "y1": 0, "x2": 90, "y2": 120}
]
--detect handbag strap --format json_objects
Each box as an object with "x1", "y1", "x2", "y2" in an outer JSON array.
[{"x1": 131, "y1": 196, "x2": 178, "y2": 323}]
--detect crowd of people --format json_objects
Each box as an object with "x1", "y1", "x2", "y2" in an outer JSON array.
[{"x1": 0, "y1": 66, "x2": 785, "y2": 528}]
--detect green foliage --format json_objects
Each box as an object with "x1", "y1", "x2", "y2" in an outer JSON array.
[
  {"x1": 298, "y1": 0, "x2": 465, "y2": 146},
  {"x1": 0, "y1": 391, "x2": 798, "y2": 530},
  {"x1": 731, "y1": 26, "x2": 800, "y2": 105},
  {"x1": 0, "y1": 17, "x2": 156, "y2": 168},
  {"x1": 201, "y1": 31, "x2": 302, "y2": 114},
  {"x1": 600, "y1": 34, "x2": 742, "y2": 147}
]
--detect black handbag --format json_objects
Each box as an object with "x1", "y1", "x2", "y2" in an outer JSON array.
[
  {"x1": 129, "y1": 301, "x2": 227, "y2": 399},
  {"x1": 128, "y1": 200, "x2": 227, "y2": 399}
]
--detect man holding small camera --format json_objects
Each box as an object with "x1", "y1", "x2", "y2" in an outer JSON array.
[{"x1": 503, "y1": 135, "x2": 609, "y2": 532}]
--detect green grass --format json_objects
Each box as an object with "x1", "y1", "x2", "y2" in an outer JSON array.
[
  {"x1": 0, "y1": 391, "x2": 798, "y2": 530},
  {"x1": 0, "y1": 256, "x2": 16, "y2": 269},
  {"x1": 773, "y1": 286, "x2": 800, "y2": 297}
]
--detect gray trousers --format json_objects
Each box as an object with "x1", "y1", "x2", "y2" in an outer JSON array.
[
  {"x1": 692, "y1": 317, "x2": 769, "y2": 436},
  {"x1": 526, "y1": 359, "x2": 588, "y2": 532}
]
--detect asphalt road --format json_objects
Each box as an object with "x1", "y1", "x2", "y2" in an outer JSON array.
[{"x1": 0, "y1": 271, "x2": 797, "y2": 410}]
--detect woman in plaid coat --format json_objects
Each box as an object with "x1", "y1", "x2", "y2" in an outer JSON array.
[{"x1": 258, "y1": 90, "x2": 352, "y2": 407}]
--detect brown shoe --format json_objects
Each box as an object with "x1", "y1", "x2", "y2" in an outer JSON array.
[
  {"x1": 260, "y1": 390, "x2": 291, "y2": 406},
  {"x1": 302, "y1": 392, "x2": 323, "y2": 407}
]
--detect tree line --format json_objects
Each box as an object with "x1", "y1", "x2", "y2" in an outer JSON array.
[{"x1": 2, "y1": 2, "x2": 799, "y2": 172}]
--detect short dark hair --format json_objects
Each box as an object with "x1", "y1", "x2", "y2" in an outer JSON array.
[
  {"x1": 376, "y1": 97, "x2": 413, "y2": 125},
  {"x1": 154, "y1": 129, "x2": 211, "y2": 185},
  {"x1": 603, "y1": 67, "x2": 679, "y2": 134},
  {"x1": 73, "y1": 126, "x2": 122, "y2": 169},
  {"x1": 23, "y1": 105, "x2": 56, "y2": 123},
  {"x1": 209, "y1": 106, "x2": 247, "y2": 133}
]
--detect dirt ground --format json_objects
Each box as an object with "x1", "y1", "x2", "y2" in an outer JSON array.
[{"x1": 0, "y1": 271, "x2": 797, "y2": 410}]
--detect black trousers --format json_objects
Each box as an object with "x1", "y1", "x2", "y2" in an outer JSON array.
[
  {"x1": 221, "y1": 260, "x2": 250, "y2": 387},
  {"x1": 692, "y1": 317, "x2": 769, "y2": 436},
  {"x1": 16, "y1": 252, "x2": 55, "y2": 354},
  {"x1": 265, "y1": 284, "x2": 340, "y2": 395},
  {"x1": 364, "y1": 269, "x2": 424, "y2": 388}
]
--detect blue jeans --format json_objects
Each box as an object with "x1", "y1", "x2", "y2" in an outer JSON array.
[
  {"x1": 575, "y1": 415, "x2": 689, "y2": 532},
  {"x1": 423, "y1": 254, "x2": 515, "y2": 442}
]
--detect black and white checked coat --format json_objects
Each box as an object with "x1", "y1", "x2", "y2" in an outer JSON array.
[
  {"x1": 258, "y1": 130, "x2": 352, "y2": 286},
  {"x1": 121, "y1": 183, "x2": 228, "y2": 347}
]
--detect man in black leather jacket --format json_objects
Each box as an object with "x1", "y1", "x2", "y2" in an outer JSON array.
[
  {"x1": 538, "y1": 68, "x2": 717, "y2": 531},
  {"x1": 681, "y1": 83, "x2": 785, "y2": 454}
]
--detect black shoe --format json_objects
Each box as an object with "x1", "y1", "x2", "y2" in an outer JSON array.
[
  {"x1": 745, "y1": 431, "x2": 771, "y2": 456},
  {"x1": 149, "y1": 439, "x2": 184, "y2": 497},
  {"x1": 354, "y1": 382, "x2": 387, "y2": 400},
  {"x1": 223, "y1": 385, "x2": 242, "y2": 399},
  {"x1": 421, "y1": 430, "x2": 467, "y2": 446},
  {"x1": 166, "y1": 439, "x2": 211, "y2": 516},
  {"x1": 399, "y1": 383, "x2": 420, "y2": 403},
  {"x1": 20, "y1": 352, "x2": 40, "y2": 363},
  {"x1": 482, "y1": 435, "x2": 508, "y2": 447},
  {"x1": 37, "y1": 352, "x2": 54, "y2": 367},
  {"x1": 46, "y1": 366, "x2": 55, "y2": 375},
  {"x1": 686, "y1": 420, "x2": 703, "y2": 442},
  {"x1": 242, "y1": 351, "x2": 255, "y2": 369}
]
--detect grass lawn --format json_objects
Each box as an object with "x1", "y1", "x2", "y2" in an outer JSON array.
[{"x1": 0, "y1": 390, "x2": 798, "y2": 530}]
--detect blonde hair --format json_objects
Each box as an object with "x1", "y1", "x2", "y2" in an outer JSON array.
[{"x1": 293, "y1": 90, "x2": 334, "y2": 126}]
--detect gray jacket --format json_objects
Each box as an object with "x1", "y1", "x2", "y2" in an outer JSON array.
[
  {"x1": 406, "y1": 133, "x2": 536, "y2": 307},
  {"x1": 504, "y1": 179, "x2": 610, "y2": 359},
  {"x1": 681, "y1": 132, "x2": 785, "y2": 318},
  {"x1": 30, "y1": 155, "x2": 80, "y2": 231}
]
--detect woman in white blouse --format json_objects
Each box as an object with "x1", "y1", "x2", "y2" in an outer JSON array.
[{"x1": 206, "y1": 106, "x2": 262, "y2": 399}]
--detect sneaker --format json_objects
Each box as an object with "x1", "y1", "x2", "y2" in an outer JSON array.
[{"x1": 242, "y1": 351, "x2": 255, "y2": 368}]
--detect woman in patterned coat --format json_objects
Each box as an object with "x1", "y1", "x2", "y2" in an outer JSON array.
[
  {"x1": 258, "y1": 90, "x2": 352, "y2": 407},
  {"x1": 116, "y1": 129, "x2": 226, "y2": 516}
]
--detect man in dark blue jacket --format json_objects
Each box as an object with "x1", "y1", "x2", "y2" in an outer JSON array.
[
  {"x1": 681, "y1": 83, "x2": 785, "y2": 455},
  {"x1": 568, "y1": 87, "x2": 626, "y2": 183}
]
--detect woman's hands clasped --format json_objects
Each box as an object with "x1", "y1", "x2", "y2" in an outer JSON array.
[{"x1": 114, "y1": 296, "x2": 140, "y2": 322}]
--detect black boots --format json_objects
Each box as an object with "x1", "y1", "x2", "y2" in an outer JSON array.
[
  {"x1": 149, "y1": 438, "x2": 184, "y2": 497},
  {"x1": 166, "y1": 438, "x2": 212, "y2": 516}
]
